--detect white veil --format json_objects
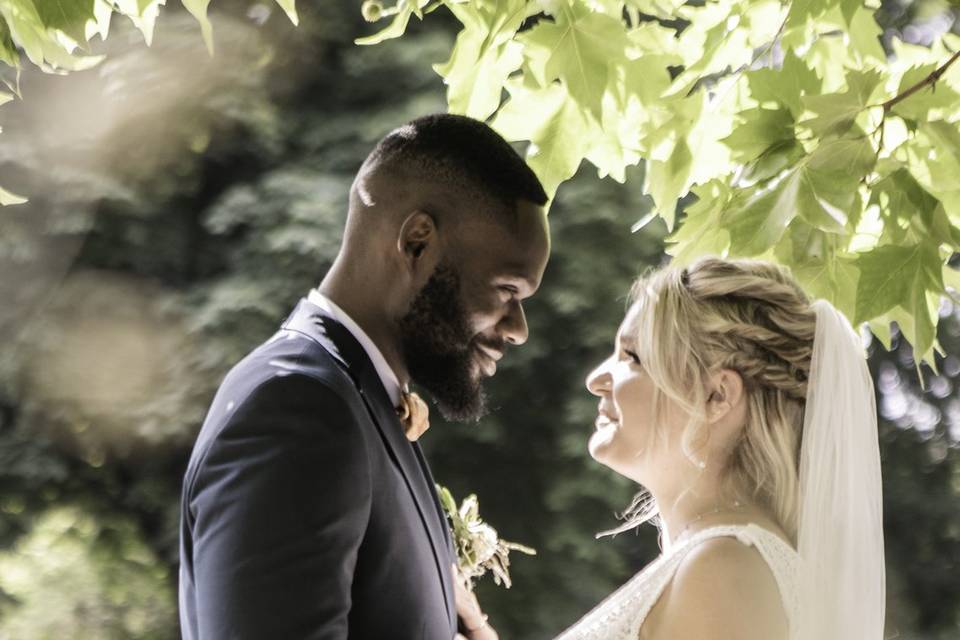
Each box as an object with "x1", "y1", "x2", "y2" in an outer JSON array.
[{"x1": 798, "y1": 300, "x2": 886, "y2": 639}]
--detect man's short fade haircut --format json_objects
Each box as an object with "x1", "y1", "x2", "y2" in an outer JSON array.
[{"x1": 363, "y1": 113, "x2": 549, "y2": 217}]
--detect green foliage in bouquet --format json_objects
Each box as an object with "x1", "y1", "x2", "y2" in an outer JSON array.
[
  {"x1": 437, "y1": 484, "x2": 537, "y2": 592},
  {"x1": 357, "y1": 0, "x2": 960, "y2": 371}
]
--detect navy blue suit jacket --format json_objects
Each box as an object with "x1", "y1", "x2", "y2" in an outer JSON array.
[{"x1": 179, "y1": 298, "x2": 457, "y2": 639}]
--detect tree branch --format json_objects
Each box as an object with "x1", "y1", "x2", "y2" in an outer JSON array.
[
  {"x1": 881, "y1": 49, "x2": 960, "y2": 112},
  {"x1": 700, "y1": 9, "x2": 790, "y2": 105},
  {"x1": 868, "y1": 48, "x2": 958, "y2": 159}
]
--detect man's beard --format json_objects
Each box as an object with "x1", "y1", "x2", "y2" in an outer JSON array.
[{"x1": 398, "y1": 263, "x2": 489, "y2": 422}]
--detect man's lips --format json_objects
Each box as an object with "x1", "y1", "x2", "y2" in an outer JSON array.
[{"x1": 473, "y1": 345, "x2": 503, "y2": 377}]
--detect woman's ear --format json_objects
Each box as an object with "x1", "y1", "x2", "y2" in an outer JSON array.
[
  {"x1": 706, "y1": 368, "x2": 744, "y2": 424},
  {"x1": 397, "y1": 210, "x2": 438, "y2": 268}
]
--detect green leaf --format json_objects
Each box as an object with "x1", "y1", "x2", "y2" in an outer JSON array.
[
  {"x1": 583, "y1": 81, "x2": 644, "y2": 182},
  {"x1": 273, "y1": 0, "x2": 297, "y2": 25},
  {"x1": 436, "y1": 484, "x2": 457, "y2": 516},
  {"x1": 871, "y1": 168, "x2": 960, "y2": 249},
  {"x1": 625, "y1": 0, "x2": 686, "y2": 18},
  {"x1": 668, "y1": 0, "x2": 777, "y2": 96},
  {"x1": 848, "y1": 6, "x2": 885, "y2": 64},
  {"x1": 867, "y1": 316, "x2": 893, "y2": 351},
  {"x1": 0, "y1": 0, "x2": 60, "y2": 67},
  {"x1": 0, "y1": 17, "x2": 18, "y2": 67},
  {"x1": 787, "y1": 0, "x2": 831, "y2": 23},
  {"x1": 644, "y1": 138, "x2": 692, "y2": 231},
  {"x1": 801, "y1": 68, "x2": 884, "y2": 137},
  {"x1": 86, "y1": 0, "x2": 112, "y2": 41},
  {"x1": 115, "y1": 0, "x2": 162, "y2": 46},
  {"x1": 747, "y1": 51, "x2": 821, "y2": 118},
  {"x1": 518, "y1": 2, "x2": 628, "y2": 118},
  {"x1": 793, "y1": 255, "x2": 860, "y2": 322},
  {"x1": 909, "y1": 286, "x2": 941, "y2": 365},
  {"x1": 922, "y1": 119, "x2": 960, "y2": 166},
  {"x1": 857, "y1": 245, "x2": 946, "y2": 364},
  {"x1": 723, "y1": 170, "x2": 802, "y2": 256},
  {"x1": 811, "y1": 135, "x2": 877, "y2": 175},
  {"x1": 775, "y1": 217, "x2": 860, "y2": 319},
  {"x1": 891, "y1": 63, "x2": 960, "y2": 121},
  {"x1": 720, "y1": 107, "x2": 795, "y2": 163},
  {"x1": 739, "y1": 140, "x2": 803, "y2": 186},
  {"x1": 774, "y1": 218, "x2": 830, "y2": 265},
  {"x1": 1, "y1": 0, "x2": 103, "y2": 69},
  {"x1": 0, "y1": 185, "x2": 27, "y2": 205},
  {"x1": 928, "y1": 205, "x2": 960, "y2": 250},
  {"x1": 492, "y1": 79, "x2": 591, "y2": 200},
  {"x1": 34, "y1": 0, "x2": 95, "y2": 45},
  {"x1": 576, "y1": 0, "x2": 622, "y2": 18},
  {"x1": 908, "y1": 124, "x2": 960, "y2": 223},
  {"x1": 625, "y1": 20, "x2": 683, "y2": 60},
  {"x1": 637, "y1": 92, "x2": 703, "y2": 226},
  {"x1": 619, "y1": 51, "x2": 674, "y2": 105},
  {"x1": 579, "y1": 52, "x2": 669, "y2": 182},
  {"x1": 794, "y1": 165, "x2": 852, "y2": 233},
  {"x1": 722, "y1": 134, "x2": 874, "y2": 253},
  {"x1": 886, "y1": 295, "x2": 943, "y2": 369},
  {"x1": 666, "y1": 179, "x2": 732, "y2": 263},
  {"x1": 433, "y1": 0, "x2": 528, "y2": 120},
  {"x1": 853, "y1": 242, "x2": 943, "y2": 325},
  {"x1": 793, "y1": 136, "x2": 874, "y2": 232},
  {"x1": 180, "y1": 0, "x2": 212, "y2": 54},
  {"x1": 946, "y1": 267, "x2": 960, "y2": 297},
  {"x1": 839, "y1": 0, "x2": 860, "y2": 25}
]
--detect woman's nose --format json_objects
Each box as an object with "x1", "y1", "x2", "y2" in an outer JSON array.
[{"x1": 586, "y1": 359, "x2": 613, "y2": 396}]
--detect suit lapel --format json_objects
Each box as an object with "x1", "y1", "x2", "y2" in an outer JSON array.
[
  {"x1": 282, "y1": 299, "x2": 456, "y2": 628},
  {"x1": 410, "y1": 439, "x2": 458, "y2": 613}
]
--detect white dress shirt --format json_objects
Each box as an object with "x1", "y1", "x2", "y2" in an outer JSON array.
[{"x1": 307, "y1": 289, "x2": 404, "y2": 407}]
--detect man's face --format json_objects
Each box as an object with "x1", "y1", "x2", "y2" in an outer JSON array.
[{"x1": 399, "y1": 200, "x2": 549, "y2": 421}]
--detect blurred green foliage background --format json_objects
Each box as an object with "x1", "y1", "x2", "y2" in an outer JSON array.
[{"x1": 0, "y1": 1, "x2": 958, "y2": 638}]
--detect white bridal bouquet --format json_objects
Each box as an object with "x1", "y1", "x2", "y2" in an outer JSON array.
[{"x1": 436, "y1": 484, "x2": 537, "y2": 593}]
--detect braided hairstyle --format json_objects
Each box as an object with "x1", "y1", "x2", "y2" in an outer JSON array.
[{"x1": 619, "y1": 257, "x2": 816, "y2": 543}]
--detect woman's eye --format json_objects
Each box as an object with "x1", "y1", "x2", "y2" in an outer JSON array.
[{"x1": 623, "y1": 349, "x2": 641, "y2": 365}]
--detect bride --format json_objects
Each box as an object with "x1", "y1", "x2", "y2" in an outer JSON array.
[{"x1": 456, "y1": 257, "x2": 886, "y2": 640}]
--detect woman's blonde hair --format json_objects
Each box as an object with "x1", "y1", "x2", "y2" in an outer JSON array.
[{"x1": 608, "y1": 257, "x2": 817, "y2": 545}]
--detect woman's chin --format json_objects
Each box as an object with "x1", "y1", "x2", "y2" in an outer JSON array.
[
  {"x1": 588, "y1": 424, "x2": 617, "y2": 461},
  {"x1": 589, "y1": 429, "x2": 648, "y2": 483}
]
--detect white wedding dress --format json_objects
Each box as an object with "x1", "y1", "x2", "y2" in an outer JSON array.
[{"x1": 555, "y1": 523, "x2": 801, "y2": 640}]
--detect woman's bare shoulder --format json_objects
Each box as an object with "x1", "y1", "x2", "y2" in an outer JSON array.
[{"x1": 640, "y1": 536, "x2": 789, "y2": 640}]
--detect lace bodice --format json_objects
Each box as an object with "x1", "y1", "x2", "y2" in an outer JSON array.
[{"x1": 555, "y1": 523, "x2": 801, "y2": 640}]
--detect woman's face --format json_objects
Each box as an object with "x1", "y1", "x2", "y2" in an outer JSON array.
[{"x1": 585, "y1": 305, "x2": 686, "y2": 485}]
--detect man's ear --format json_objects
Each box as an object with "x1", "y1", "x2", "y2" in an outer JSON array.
[
  {"x1": 397, "y1": 210, "x2": 438, "y2": 267},
  {"x1": 706, "y1": 368, "x2": 744, "y2": 424}
]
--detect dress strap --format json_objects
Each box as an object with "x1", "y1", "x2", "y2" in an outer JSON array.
[
  {"x1": 553, "y1": 523, "x2": 802, "y2": 640},
  {"x1": 675, "y1": 523, "x2": 801, "y2": 635}
]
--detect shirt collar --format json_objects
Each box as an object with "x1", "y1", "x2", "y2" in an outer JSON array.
[{"x1": 307, "y1": 289, "x2": 404, "y2": 407}]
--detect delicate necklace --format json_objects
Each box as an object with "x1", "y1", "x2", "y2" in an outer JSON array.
[{"x1": 673, "y1": 500, "x2": 744, "y2": 543}]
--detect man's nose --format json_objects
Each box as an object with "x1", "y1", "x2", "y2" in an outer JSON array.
[{"x1": 500, "y1": 300, "x2": 528, "y2": 346}]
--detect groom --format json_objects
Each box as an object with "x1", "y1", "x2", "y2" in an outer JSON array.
[{"x1": 178, "y1": 114, "x2": 550, "y2": 639}]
